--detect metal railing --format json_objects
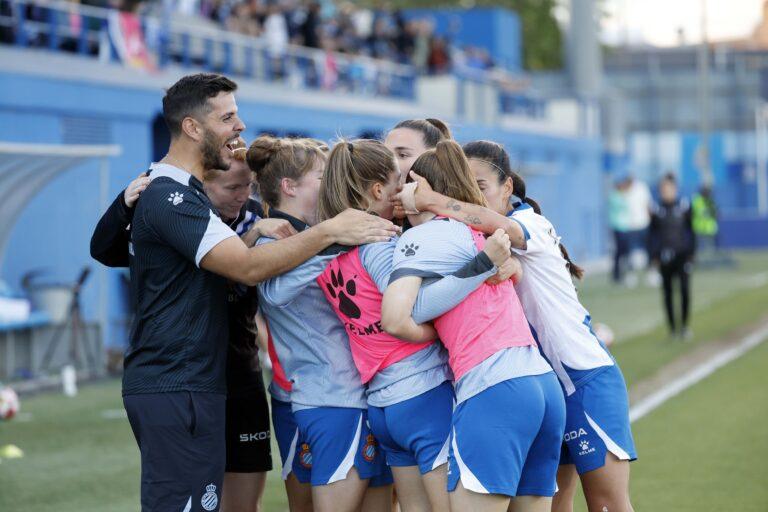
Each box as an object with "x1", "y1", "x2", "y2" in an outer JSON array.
[{"x1": 0, "y1": 0, "x2": 417, "y2": 100}]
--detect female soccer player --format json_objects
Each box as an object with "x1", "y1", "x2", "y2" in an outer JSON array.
[
  {"x1": 462, "y1": 140, "x2": 637, "y2": 512},
  {"x1": 248, "y1": 136, "x2": 395, "y2": 512},
  {"x1": 315, "y1": 139, "x2": 512, "y2": 511},
  {"x1": 381, "y1": 140, "x2": 565, "y2": 512},
  {"x1": 384, "y1": 118, "x2": 452, "y2": 176}
]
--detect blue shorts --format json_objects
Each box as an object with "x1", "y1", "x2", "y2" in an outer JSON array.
[
  {"x1": 559, "y1": 364, "x2": 637, "y2": 474},
  {"x1": 294, "y1": 407, "x2": 387, "y2": 486},
  {"x1": 271, "y1": 397, "x2": 311, "y2": 484},
  {"x1": 447, "y1": 372, "x2": 565, "y2": 497},
  {"x1": 368, "y1": 380, "x2": 453, "y2": 475}
]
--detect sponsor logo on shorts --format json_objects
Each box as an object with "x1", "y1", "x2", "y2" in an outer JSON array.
[
  {"x1": 299, "y1": 443, "x2": 313, "y2": 468},
  {"x1": 201, "y1": 483, "x2": 218, "y2": 511},
  {"x1": 578, "y1": 439, "x2": 596, "y2": 457},
  {"x1": 239, "y1": 431, "x2": 270, "y2": 442},
  {"x1": 563, "y1": 428, "x2": 588, "y2": 442},
  {"x1": 362, "y1": 434, "x2": 378, "y2": 462}
]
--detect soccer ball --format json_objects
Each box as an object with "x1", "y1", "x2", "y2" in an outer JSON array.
[{"x1": 0, "y1": 385, "x2": 20, "y2": 421}]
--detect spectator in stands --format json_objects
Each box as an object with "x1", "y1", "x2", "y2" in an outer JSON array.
[
  {"x1": 427, "y1": 35, "x2": 451, "y2": 74},
  {"x1": 226, "y1": 2, "x2": 260, "y2": 37},
  {"x1": 411, "y1": 19, "x2": 432, "y2": 72},
  {"x1": 649, "y1": 173, "x2": 696, "y2": 340},
  {"x1": 263, "y1": 2, "x2": 288, "y2": 78},
  {"x1": 0, "y1": 0, "x2": 13, "y2": 43},
  {"x1": 299, "y1": 1, "x2": 321, "y2": 48},
  {"x1": 392, "y1": 10, "x2": 413, "y2": 64}
]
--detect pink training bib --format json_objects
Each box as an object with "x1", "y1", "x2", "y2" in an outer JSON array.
[
  {"x1": 433, "y1": 226, "x2": 535, "y2": 380},
  {"x1": 266, "y1": 323, "x2": 291, "y2": 392},
  {"x1": 318, "y1": 247, "x2": 434, "y2": 384}
]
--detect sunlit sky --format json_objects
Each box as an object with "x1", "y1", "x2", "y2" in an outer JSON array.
[{"x1": 600, "y1": 0, "x2": 764, "y2": 46}]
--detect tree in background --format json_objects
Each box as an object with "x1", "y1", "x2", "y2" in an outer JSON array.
[{"x1": 377, "y1": 0, "x2": 563, "y2": 70}]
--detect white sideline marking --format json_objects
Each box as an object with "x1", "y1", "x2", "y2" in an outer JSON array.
[{"x1": 629, "y1": 322, "x2": 768, "y2": 423}]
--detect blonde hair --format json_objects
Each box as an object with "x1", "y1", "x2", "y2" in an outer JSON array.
[
  {"x1": 318, "y1": 139, "x2": 398, "y2": 221},
  {"x1": 246, "y1": 136, "x2": 326, "y2": 209},
  {"x1": 411, "y1": 140, "x2": 487, "y2": 207}
]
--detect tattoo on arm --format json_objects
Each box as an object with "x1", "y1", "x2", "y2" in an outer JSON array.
[
  {"x1": 446, "y1": 199, "x2": 461, "y2": 212},
  {"x1": 465, "y1": 215, "x2": 482, "y2": 225}
]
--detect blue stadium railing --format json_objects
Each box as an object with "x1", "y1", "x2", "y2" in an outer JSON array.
[{"x1": 0, "y1": 0, "x2": 418, "y2": 100}]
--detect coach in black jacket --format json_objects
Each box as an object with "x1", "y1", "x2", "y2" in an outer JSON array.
[{"x1": 649, "y1": 173, "x2": 696, "y2": 340}]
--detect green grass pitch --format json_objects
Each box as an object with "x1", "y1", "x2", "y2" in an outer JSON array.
[{"x1": 1, "y1": 251, "x2": 767, "y2": 511}]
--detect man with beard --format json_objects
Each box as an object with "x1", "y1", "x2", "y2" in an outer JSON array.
[{"x1": 118, "y1": 73, "x2": 397, "y2": 512}]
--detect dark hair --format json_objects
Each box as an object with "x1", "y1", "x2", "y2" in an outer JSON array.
[
  {"x1": 162, "y1": 73, "x2": 238, "y2": 138},
  {"x1": 391, "y1": 118, "x2": 452, "y2": 148},
  {"x1": 661, "y1": 172, "x2": 677, "y2": 184},
  {"x1": 463, "y1": 140, "x2": 585, "y2": 280}
]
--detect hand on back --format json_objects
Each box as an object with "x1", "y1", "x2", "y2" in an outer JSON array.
[{"x1": 124, "y1": 172, "x2": 150, "y2": 208}]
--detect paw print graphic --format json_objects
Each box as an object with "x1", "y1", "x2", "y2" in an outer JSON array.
[
  {"x1": 579, "y1": 440, "x2": 590, "y2": 451},
  {"x1": 325, "y1": 268, "x2": 361, "y2": 319},
  {"x1": 401, "y1": 243, "x2": 419, "y2": 257},
  {"x1": 168, "y1": 192, "x2": 184, "y2": 205}
]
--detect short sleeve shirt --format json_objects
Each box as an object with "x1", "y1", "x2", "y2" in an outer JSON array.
[{"x1": 123, "y1": 163, "x2": 236, "y2": 395}]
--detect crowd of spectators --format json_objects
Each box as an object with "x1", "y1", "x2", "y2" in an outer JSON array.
[
  {"x1": 176, "y1": 0, "x2": 496, "y2": 75},
  {"x1": 1, "y1": 0, "x2": 517, "y2": 92}
]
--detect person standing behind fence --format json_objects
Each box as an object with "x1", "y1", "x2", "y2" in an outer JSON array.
[{"x1": 649, "y1": 173, "x2": 696, "y2": 340}]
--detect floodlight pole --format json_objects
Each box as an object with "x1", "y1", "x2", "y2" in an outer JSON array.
[{"x1": 756, "y1": 103, "x2": 768, "y2": 216}]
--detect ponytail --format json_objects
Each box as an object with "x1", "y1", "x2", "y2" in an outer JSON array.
[
  {"x1": 318, "y1": 139, "x2": 397, "y2": 221},
  {"x1": 558, "y1": 242, "x2": 585, "y2": 280},
  {"x1": 464, "y1": 139, "x2": 584, "y2": 280},
  {"x1": 411, "y1": 140, "x2": 487, "y2": 207}
]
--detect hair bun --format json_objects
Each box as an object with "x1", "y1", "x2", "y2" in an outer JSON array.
[{"x1": 246, "y1": 136, "x2": 283, "y2": 174}]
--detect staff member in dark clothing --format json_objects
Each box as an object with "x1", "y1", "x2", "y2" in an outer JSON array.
[
  {"x1": 649, "y1": 173, "x2": 696, "y2": 341},
  {"x1": 90, "y1": 72, "x2": 397, "y2": 512},
  {"x1": 91, "y1": 152, "x2": 296, "y2": 511}
]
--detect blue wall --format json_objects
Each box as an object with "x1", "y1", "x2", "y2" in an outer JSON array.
[
  {"x1": 0, "y1": 69, "x2": 602, "y2": 348},
  {"x1": 404, "y1": 7, "x2": 523, "y2": 72}
]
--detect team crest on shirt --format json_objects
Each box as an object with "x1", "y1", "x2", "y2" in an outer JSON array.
[
  {"x1": 168, "y1": 192, "x2": 184, "y2": 205},
  {"x1": 200, "y1": 483, "x2": 218, "y2": 511},
  {"x1": 362, "y1": 434, "x2": 378, "y2": 462},
  {"x1": 299, "y1": 443, "x2": 313, "y2": 468}
]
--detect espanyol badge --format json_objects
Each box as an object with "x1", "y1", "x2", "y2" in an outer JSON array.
[
  {"x1": 201, "y1": 483, "x2": 218, "y2": 511},
  {"x1": 362, "y1": 434, "x2": 377, "y2": 462},
  {"x1": 299, "y1": 443, "x2": 313, "y2": 468}
]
